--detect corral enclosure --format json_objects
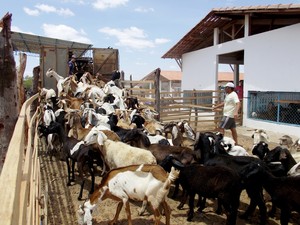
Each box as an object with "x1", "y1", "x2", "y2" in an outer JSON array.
[{"x1": 122, "y1": 68, "x2": 241, "y2": 132}]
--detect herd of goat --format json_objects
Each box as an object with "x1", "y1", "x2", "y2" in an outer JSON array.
[{"x1": 36, "y1": 69, "x2": 300, "y2": 225}]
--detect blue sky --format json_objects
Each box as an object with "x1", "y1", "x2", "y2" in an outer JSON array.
[{"x1": 1, "y1": 0, "x2": 299, "y2": 79}]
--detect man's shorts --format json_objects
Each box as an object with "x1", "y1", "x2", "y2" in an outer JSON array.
[{"x1": 219, "y1": 116, "x2": 236, "y2": 129}]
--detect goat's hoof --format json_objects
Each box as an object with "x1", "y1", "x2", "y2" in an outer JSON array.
[
  {"x1": 197, "y1": 207, "x2": 203, "y2": 213},
  {"x1": 137, "y1": 210, "x2": 144, "y2": 216},
  {"x1": 177, "y1": 204, "x2": 184, "y2": 210},
  {"x1": 187, "y1": 217, "x2": 193, "y2": 222}
]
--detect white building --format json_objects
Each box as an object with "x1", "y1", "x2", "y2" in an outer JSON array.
[{"x1": 163, "y1": 4, "x2": 300, "y2": 137}]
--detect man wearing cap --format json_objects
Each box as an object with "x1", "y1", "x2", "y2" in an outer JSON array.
[
  {"x1": 68, "y1": 54, "x2": 78, "y2": 76},
  {"x1": 212, "y1": 82, "x2": 241, "y2": 144}
]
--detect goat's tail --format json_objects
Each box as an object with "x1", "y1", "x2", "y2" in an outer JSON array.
[
  {"x1": 167, "y1": 166, "x2": 180, "y2": 182},
  {"x1": 152, "y1": 167, "x2": 180, "y2": 209}
]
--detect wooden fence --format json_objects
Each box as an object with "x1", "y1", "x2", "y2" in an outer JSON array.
[
  {"x1": 122, "y1": 68, "x2": 231, "y2": 132},
  {"x1": 159, "y1": 90, "x2": 224, "y2": 132},
  {"x1": 0, "y1": 94, "x2": 45, "y2": 225}
]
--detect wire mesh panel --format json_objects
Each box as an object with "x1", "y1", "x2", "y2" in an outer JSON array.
[{"x1": 248, "y1": 91, "x2": 300, "y2": 125}]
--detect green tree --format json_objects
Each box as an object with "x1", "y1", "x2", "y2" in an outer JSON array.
[{"x1": 23, "y1": 75, "x2": 33, "y2": 90}]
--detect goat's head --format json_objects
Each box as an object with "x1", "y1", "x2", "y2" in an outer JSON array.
[
  {"x1": 252, "y1": 141, "x2": 269, "y2": 160},
  {"x1": 182, "y1": 120, "x2": 196, "y2": 140},
  {"x1": 252, "y1": 129, "x2": 269, "y2": 145},
  {"x1": 279, "y1": 135, "x2": 294, "y2": 148},
  {"x1": 121, "y1": 128, "x2": 150, "y2": 148},
  {"x1": 141, "y1": 107, "x2": 159, "y2": 121},
  {"x1": 193, "y1": 131, "x2": 216, "y2": 162},
  {"x1": 130, "y1": 114, "x2": 145, "y2": 128},
  {"x1": 77, "y1": 200, "x2": 95, "y2": 225},
  {"x1": 45, "y1": 68, "x2": 54, "y2": 77},
  {"x1": 84, "y1": 129, "x2": 107, "y2": 146},
  {"x1": 264, "y1": 146, "x2": 289, "y2": 163}
]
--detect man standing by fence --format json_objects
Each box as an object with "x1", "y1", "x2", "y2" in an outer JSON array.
[{"x1": 212, "y1": 82, "x2": 241, "y2": 144}]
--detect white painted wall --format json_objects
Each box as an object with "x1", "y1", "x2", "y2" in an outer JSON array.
[
  {"x1": 182, "y1": 46, "x2": 217, "y2": 90},
  {"x1": 181, "y1": 23, "x2": 300, "y2": 136},
  {"x1": 243, "y1": 23, "x2": 300, "y2": 136}
]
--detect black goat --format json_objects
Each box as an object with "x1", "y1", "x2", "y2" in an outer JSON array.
[
  {"x1": 252, "y1": 142, "x2": 287, "y2": 177},
  {"x1": 241, "y1": 162, "x2": 300, "y2": 225},
  {"x1": 162, "y1": 155, "x2": 242, "y2": 225},
  {"x1": 107, "y1": 114, "x2": 132, "y2": 139},
  {"x1": 125, "y1": 97, "x2": 139, "y2": 110},
  {"x1": 252, "y1": 141, "x2": 269, "y2": 160},
  {"x1": 264, "y1": 146, "x2": 297, "y2": 173},
  {"x1": 130, "y1": 114, "x2": 145, "y2": 129},
  {"x1": 39, "y1": 121, "x2": 104, "y2": 200},
  {"x1": 194, "y1": 131, "x2": 269, "y2": 225}
]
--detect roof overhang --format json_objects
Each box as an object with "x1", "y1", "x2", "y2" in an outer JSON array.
[
  {"x1": 11, "y1": 31, "x2": 93, "y2": 57},
  {"x1": 162, "y1": 4, "x2": 300, "y2": 60}
]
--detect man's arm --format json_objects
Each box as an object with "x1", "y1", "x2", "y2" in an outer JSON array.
[
  {"x1": 234, "y1": 102, "x2": 241, "y2": 117},
  {"x1": 212, "y1": 102, "x2": 224, "y2": 111}
]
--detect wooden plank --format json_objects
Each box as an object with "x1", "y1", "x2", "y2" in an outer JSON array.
[
  {"x1": 0, "y1": 112, "x2": 25, "y2": 225},
  {"x1": 126, "y1": 88, "x2": 155, "y2": 92},
  {"x1": 161, "y1": 96, "x2": 219, "y2": 101},
  {"x1": 0, "y1": 94, "x2": 39, "y2": 225},
  {"x1": 160, "y1": 115, "x2": 191, "y2": 121},
  {"x1": 19, "y1": 107, "x2": 38, "y2": 225},
  {"x1": 274, "y1": 99, "x2": 300, "y2": 104},
  {"x1": 122, "y1": 80, "x2": 154, "y2": 84}
]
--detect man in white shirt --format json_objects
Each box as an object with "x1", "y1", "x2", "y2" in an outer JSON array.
[{"x1": 212, "y1": 82, "x2": 241, "y2": 144}]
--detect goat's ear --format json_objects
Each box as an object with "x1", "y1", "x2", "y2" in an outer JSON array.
[
  {"x1": 279, "y1": 151, "x2": 287, "y2": 160},
  {"x1": 99, "y1": 132, "x2": 107, "y2": 141}
]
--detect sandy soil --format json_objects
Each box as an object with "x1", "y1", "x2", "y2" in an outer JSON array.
[{"x1": 39, "y1": 128, "x2": 300, "y2": 225}]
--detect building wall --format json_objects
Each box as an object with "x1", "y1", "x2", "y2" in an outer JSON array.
[{"x1": 181, "y1": 23, "x2": 300, "y2": 136}]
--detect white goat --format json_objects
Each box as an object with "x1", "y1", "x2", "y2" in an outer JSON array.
[
  {"x1": 43, "y1": 106, "x2": 56, "y2": 127},
  {"x1": 103, "y1": 80, "x2": 125, "y2": 98},
  {"x1": 252, "y1": 129, "x2": 269, "y2": 145},
  {"x1": 292, "y1": 138, "x2": 300, "y2": 153},
  {"x1": 78, "y1": 164, "x2": 179, "y2": 225},
  {"x1": 83, "y1": 129, "x2": 157, "y2": 169},
  {"x1": 45, "y1": 68, "x2": 70, "y2": 96},
  {"x1": 81, "y1": 108, "x2": 110, "y2": 129},
  {"x1": 40, "y1": 87, "x2": 56, "y2": 101},
  {"x1": 228, "y1": 145, "x2": 250, "y2": 156},
  {"x1": 147, "y1": 134, "x2": 171, "y2": 145},
  {"x1": 279, "y1": 135, "x2": 294, "y2": 149},
  {"x1": 223, "y1": 136, "x2": 250, "y2": 156}
]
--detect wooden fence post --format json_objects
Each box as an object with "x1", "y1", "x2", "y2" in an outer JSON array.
[
  {"x1": 154, "y1": 68, "x2": 160, "y2": 120},
  {"x1": 129, "y1": 74, "x2": 133, "y2": 96},
  {"x1": 193, "y1": 89, "x2": 198, "y2": 130}
]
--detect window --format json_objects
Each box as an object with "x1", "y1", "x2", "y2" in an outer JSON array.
[{"x1": 248, "y1": 91, "x2": 300, "y2": 125}]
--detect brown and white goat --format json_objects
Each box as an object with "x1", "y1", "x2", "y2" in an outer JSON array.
[
  {"x1": 78, "y1": 164, "x2": 179, "y2": 225},
  {"x1": 163, "y1": 121, "x2": 195, "y2": 149}
]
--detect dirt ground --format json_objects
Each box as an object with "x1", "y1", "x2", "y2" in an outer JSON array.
[{"x1": 39, "y1": 127, "x2": 300, "y2": 225}]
